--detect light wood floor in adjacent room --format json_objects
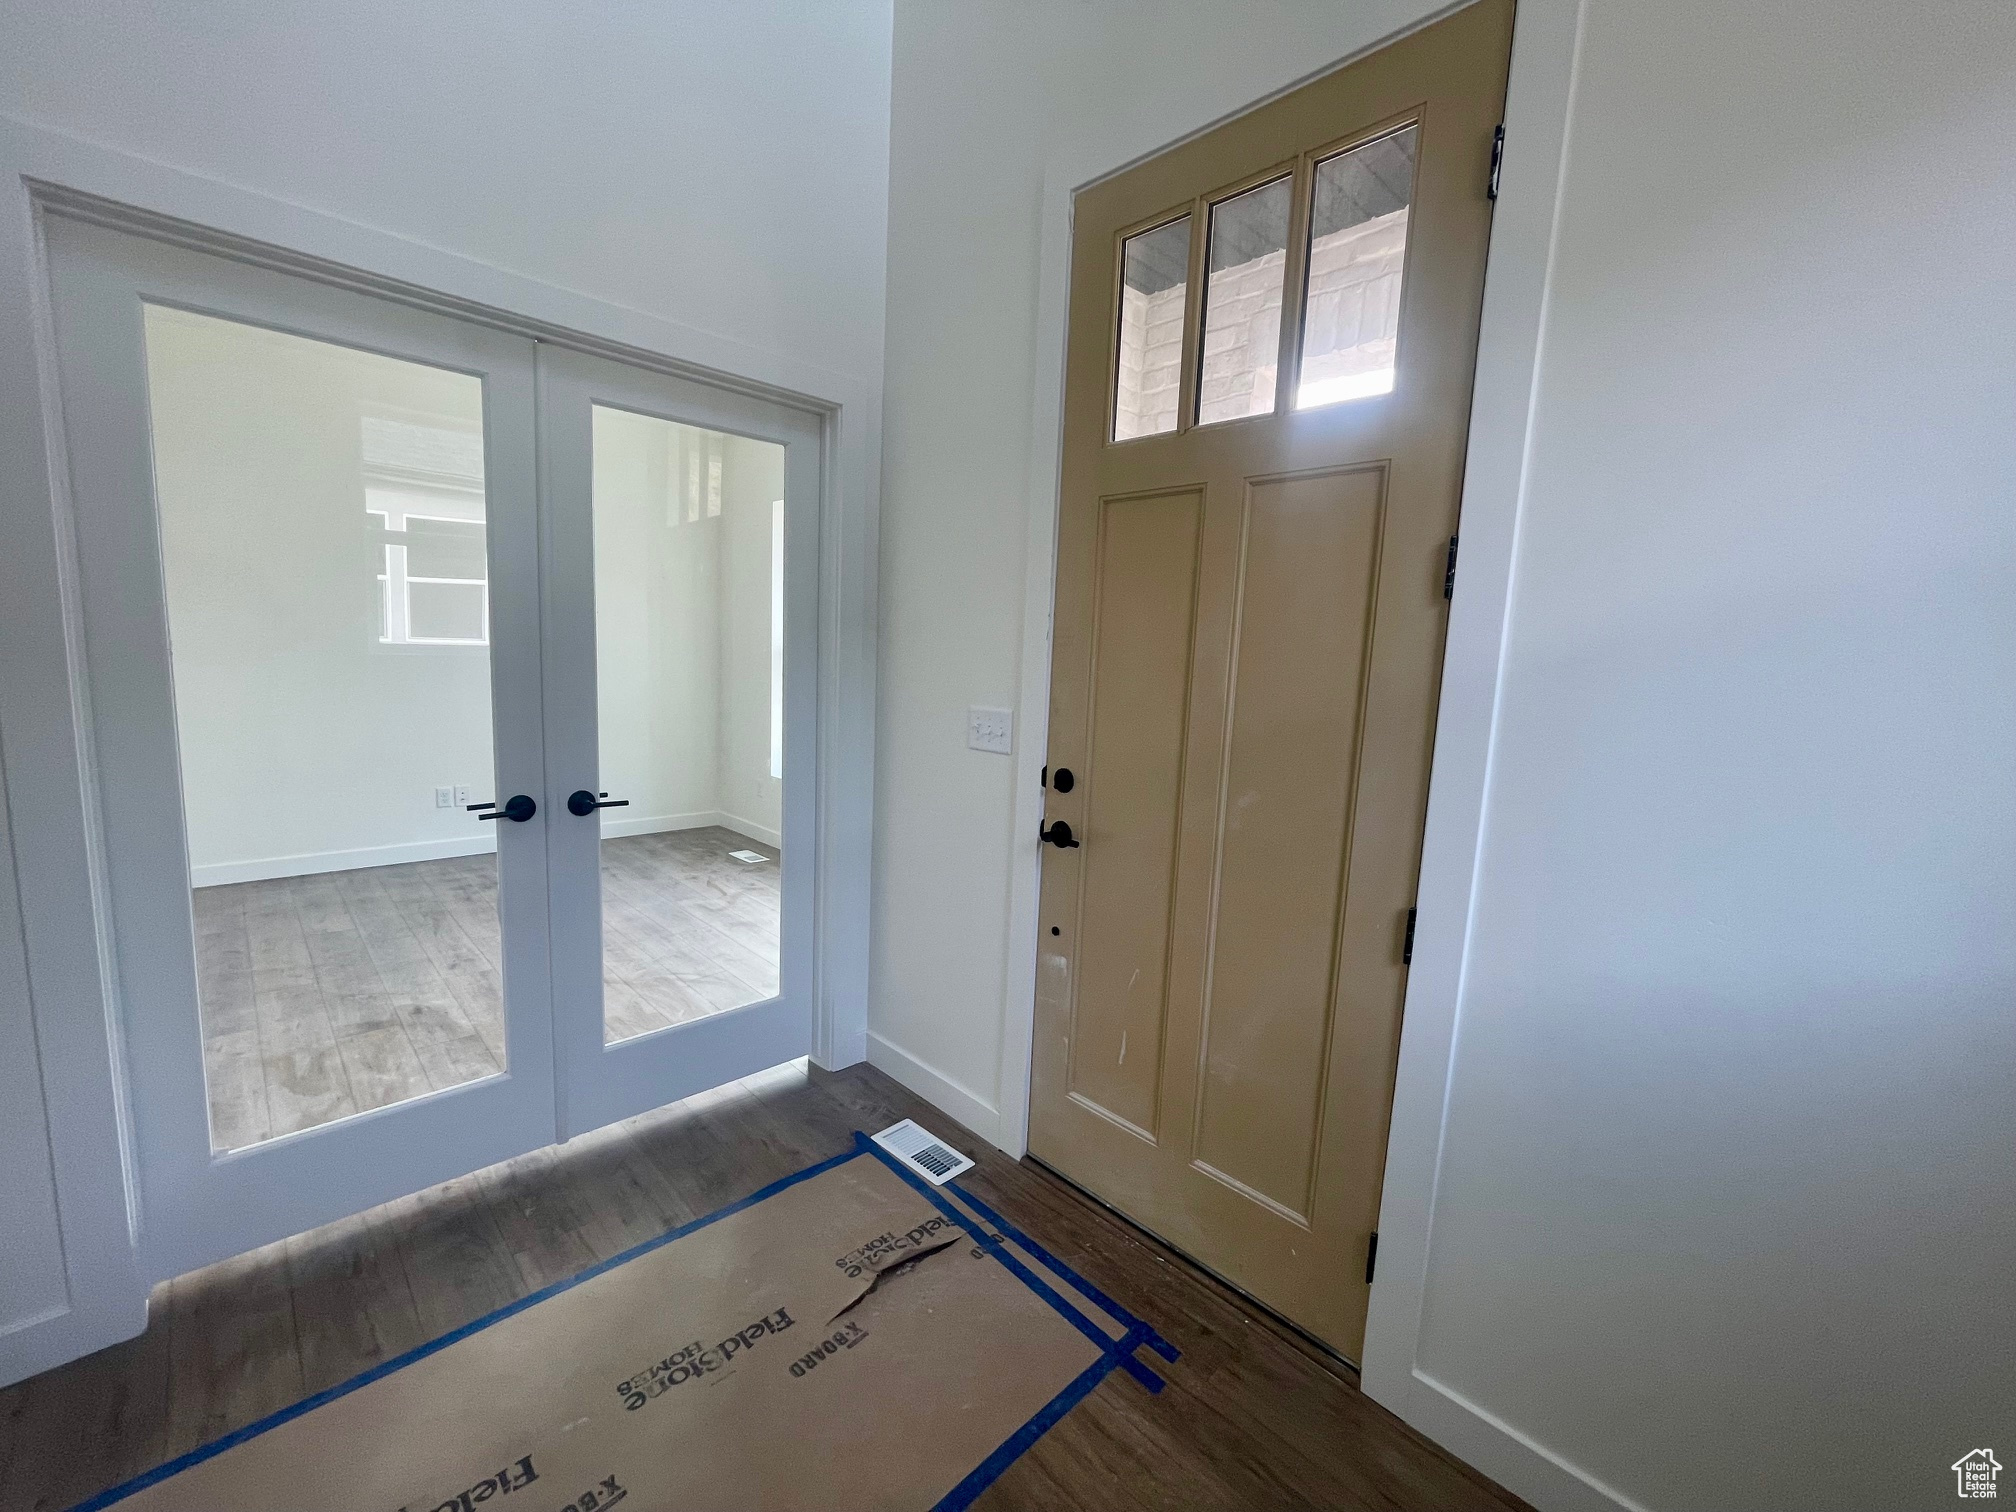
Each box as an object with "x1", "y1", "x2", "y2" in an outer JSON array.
[
  {"x1": 0, "y1": 1061, "x2": 1533, "y2": 1512},
  {"x1": 194, "y1": 827, "x2": 780, "y2": 1151}
]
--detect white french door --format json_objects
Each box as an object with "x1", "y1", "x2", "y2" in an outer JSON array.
[
  {"x1": 42, "y1": 217, "x2": 821, "y2": 1281},
  {"x1": 537, "y1": 349, "x2": 820, "y2": 1136}
]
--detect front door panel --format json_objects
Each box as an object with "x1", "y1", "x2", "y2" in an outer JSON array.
[
  {"x1": 1192, "y1": 465, "x2": 1387, "y2": 1220},
  {"x1": 1066, "y1": 488, "x2": 1202, "y2": 1138}
]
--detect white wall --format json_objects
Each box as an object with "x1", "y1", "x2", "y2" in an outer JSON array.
[
  {"x1": 593, "y1": 412, "x2": 785, "y2": 850},
  {"x1": 874, "y1": 0, "x2": 1452, "y2": 1136},
  {"x1": 1403, "y1": 2, "x2": 2016, "y2": 1507},
  {"x1": 718, "y1": 434, "x2": 786, "y2": 845},
  {"x1": 0, "y1": 2, "x2": 891, "y2": 383},
  {"x1": 880, "y1": 1, "x2": 2015, "y2": 1509},
  {"x1": 592, "y1": 409, "x2": 723, "y2": 838}
]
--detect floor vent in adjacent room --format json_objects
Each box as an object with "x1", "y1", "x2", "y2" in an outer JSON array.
[
  {"x1": 872, "y1": 1119, "x2": 974, "y2": 1185},
  {"x1": 728, "y1": 849, "x2": 768, "y2": 863}
]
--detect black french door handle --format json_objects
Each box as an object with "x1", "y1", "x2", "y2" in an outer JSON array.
[
  {"x1": 568, "y1": 789, "x2": 632, "y2": 817},
  {"x1": 476, "y1": 794, "x2": 537, "y2": 822},
  {"x1": 1039, "y1": 818, "x2": 1080, "y2": 849}
]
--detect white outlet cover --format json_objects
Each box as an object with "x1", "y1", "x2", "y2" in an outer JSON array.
[
  {"x1": 434, "y1": 786, "x2": 454, "y2": 809},
  {"x1": 967, "y1": 705, "x2": 1013, "y2": 755},
  {"x1": 454, "y1": 784, "x2": 473, "y2": 806}
]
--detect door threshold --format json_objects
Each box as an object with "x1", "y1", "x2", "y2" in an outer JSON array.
[{"x1": 1023, "y1": 1153, "x2": 1362, "y2": 1384}]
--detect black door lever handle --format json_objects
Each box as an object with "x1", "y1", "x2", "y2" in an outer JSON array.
[
  {"x1": 1039, "y1": 819, "x2": 1080, "y2": 849},
  {"x1": 476, "y1": 795, "x2": 537, "y2": 822},
  {"x1": 568, "y1": 789, "x2": 632, "y2": 817}
]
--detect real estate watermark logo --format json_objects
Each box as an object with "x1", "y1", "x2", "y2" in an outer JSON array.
[{"x1": 1953, "y1": 1449, "x2": 2002, "y2": 1499}]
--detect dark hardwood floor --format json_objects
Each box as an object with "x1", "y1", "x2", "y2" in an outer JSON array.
[{"x1": 0, "y1": 1061, "x2": 1529, "y2": 1512}]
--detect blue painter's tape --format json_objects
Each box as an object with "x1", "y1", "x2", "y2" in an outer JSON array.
[
  {"x1": 936, "y1": 1175, "x2": 1182, "y2": 1364},
  {"x1": 931, "y1": 1350, "x2": 1120, "y2": 1512}
]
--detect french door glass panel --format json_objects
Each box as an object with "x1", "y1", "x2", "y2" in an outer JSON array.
[
  {"x1": 44, "y1": 215, "x2": 555, "y2": 1279},
  {"x1": 589, "y1": 406, "x2": 784, "y2": 1043},
  {"x1": 142, "y1": 305, "x2": 508, "y2": 1151}
]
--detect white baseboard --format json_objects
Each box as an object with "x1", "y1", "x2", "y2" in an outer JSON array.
[
  {"x1": 1368, "y1": 1369, "x2": 1649, "y2": 1512},
  {"x1": 599, "y1": 809, "x2": 721, "y2": 840},
  {"x1": 606, "y1": 809, "x2": 781, "y2": 848},
  {"x1": 190, "y1": 810, "x2": 779, "y2": 887},
  {"x1": 865, "y1": 1030, "x2": 1003, "y2": 1150},
  {"x1": 192, "y1": 834, "x2": 495, "y2": 887},
  {"x1": 715, "y1": 811, "x2": 782, "y2": 850}
]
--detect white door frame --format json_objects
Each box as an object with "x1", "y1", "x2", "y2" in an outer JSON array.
[
  {"x1": 0, "y1": 113, "x2": 877, "y2": 1384},
  {"x1": 994, "y1": 3, "x2": 1605, "y2": 1511}
]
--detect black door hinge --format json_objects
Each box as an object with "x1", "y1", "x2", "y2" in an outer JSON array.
[
  {"x1": 1487, "y1": 124, "x2": 1505, "y2": 200},
  {"x1": 1443, "y1": 536, "x2": 1459, "y2": 600},
  {"x1": 1402, "y1": 907, "x2": 1418, "y2": 965},
  {"x1": 1366, "y1": 1231, "x2": 1380, "y2": 1285}
]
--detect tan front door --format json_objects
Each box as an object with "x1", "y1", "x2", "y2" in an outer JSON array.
[{"x1": 1030, "y1": 0, "x2": 1513, "y2": 1360}]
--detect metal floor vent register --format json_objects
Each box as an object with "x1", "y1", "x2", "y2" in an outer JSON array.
[
  {"x1": 870, "y1": 1119, "x2": 974, "y2": 1185},
  {"x1": 728, "y1": 849, "x2": 768, "y2": 863}
]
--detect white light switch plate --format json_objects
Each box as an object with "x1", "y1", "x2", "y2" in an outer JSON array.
[{"x1": 967, "y1": 706, "x2": 1013, "y2": 754}]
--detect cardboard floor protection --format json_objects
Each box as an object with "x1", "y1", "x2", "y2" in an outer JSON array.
[{"x1": 75, "y1": 1133, "x2": 1174, "y2": 1512}]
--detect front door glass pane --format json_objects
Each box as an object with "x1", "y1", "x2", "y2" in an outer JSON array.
[
  {"x1": 1296, "y1": 124, "x2": 1419, "y2": 408},
  {"x1": 144, "y1": 305, "x2": 506, "y2": 1153},
  {"x1": 1112, "y1": 216, "x2": 1191, "y2": 440},
  {"x1": 590, "y1": 405, "x2": 785, "y2": 1043},
  {"x1": 1197, "y1": 175, "x2": 1292, "y2": 425}
]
